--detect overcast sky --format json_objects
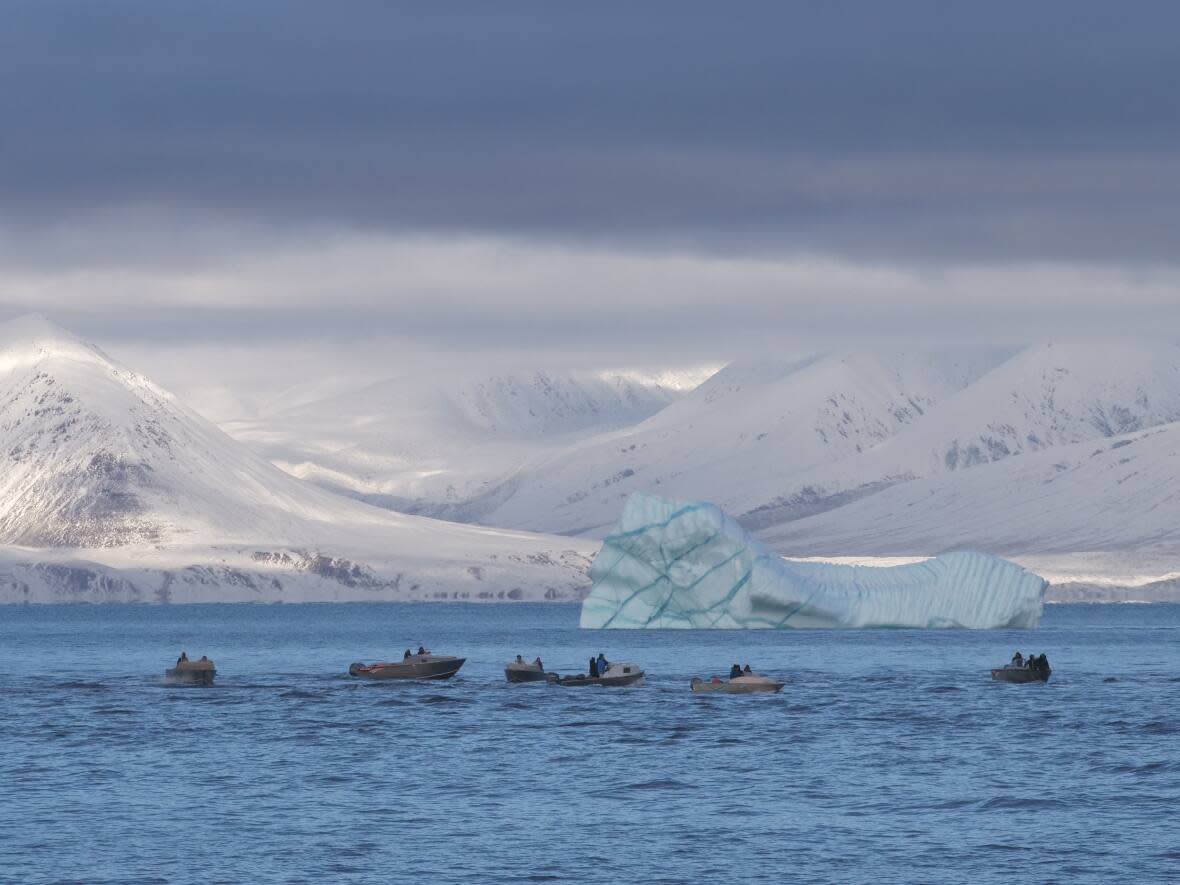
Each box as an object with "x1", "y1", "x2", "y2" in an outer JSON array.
[{"x1": 3, "y1": 2, "x2": 1180, "y2": 413}]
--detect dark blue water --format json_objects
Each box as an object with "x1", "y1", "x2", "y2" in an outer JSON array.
[{"x1": 1, "y1": 603, "x2": 1178, "y2": 884}]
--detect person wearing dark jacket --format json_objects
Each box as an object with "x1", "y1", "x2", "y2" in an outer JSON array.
[
  {"x1": 730, "y1": 663, "x2": 742, "y2": 679},
  {"x1": 589, "y1": 657, "x2": 599, "y2": 678}
]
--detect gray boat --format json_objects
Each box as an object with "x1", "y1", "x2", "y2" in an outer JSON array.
[
  {"x1": 991, "y1": 654, "x2": 1051, "y2": 684},
  {"x1": 349, "y1": 653, "x2": 465, "y2": 680},
  {"x1": 165, "y1": 655, "x2": 216, "y2": 686}
]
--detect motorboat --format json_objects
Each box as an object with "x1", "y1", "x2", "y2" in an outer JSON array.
[
  {"x1": 165, "y1": 656, "x2": 216, "y2": 685},
  {"x1": 550, "y1": 662, "x2": 644, "y2": 687},
  {"x1": 349, "y1": 653, "x2": 465, "y2": 680},
  {"x1": 690, "y1": 673, "x2": 784, "y2": 694},
  {"x1": 991, "y1": 656, "x2": 1051, "y2": 684},
  {"x1": 505, "y1": 659, "x2": 549, "y2": 683}
]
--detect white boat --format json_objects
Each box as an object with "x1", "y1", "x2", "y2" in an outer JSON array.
[{"x1": 550, "y1": 662, "x2": 645, "y2": 687}]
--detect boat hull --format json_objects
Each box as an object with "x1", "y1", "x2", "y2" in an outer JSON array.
[
  {"x1": 691, "y1": 676, "x2": 783, "y2": 694},
  {"x1": 991, "y1": 666, "x2": 1050, "y2": 684},
  {"x1": 551, "y1": 669, "x2": 644, "y2": 687},
  {"x1": 349, "y1": 655, "x2": 466, "y2": 680},
  {"x1": 505, "y1": 665, "x2": 548, "y2": 683},
  {"x1": 165, "y1": 666, "x2": 215, "y2": 686}
]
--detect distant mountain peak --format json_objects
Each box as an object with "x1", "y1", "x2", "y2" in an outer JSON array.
[{"x1": 0, "y1": 313, "x2": 111, "y2": 372}]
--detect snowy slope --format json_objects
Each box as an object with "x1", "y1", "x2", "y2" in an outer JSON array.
[
  {"x1": 761, "y1": 421, "x2": 1180, "y2": 557},
  {"x1": 222, "y1": 366, "x2": 714, "y2": 514},
  {"x1": 743, "y1": 341, "x2": 1180, "y2": 529},
  {"x1": 471, "y1": 351, "x2": 1005, "y2": 534},
  {"x1": 425, "y1": 340, "x2": 1180, "y2": 573},
  {"x1": 208, "y1": 336, "x2": 1180, "y2": 584},
  {"x1": 0, "y1": 315, "x2": 594, "y2": 602}
]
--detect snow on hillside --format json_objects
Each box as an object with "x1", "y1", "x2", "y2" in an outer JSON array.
[
  {"x1": 0, "y1": 315, "x2": 594, "y2": 603},
  {"x1": 220, "y1": 337, "x2": 1180, "y2": 600},
  {"x1": 469, "y1": 350, "x2": 1007, "y2": 535},
  {"x1": 761, "y1": 421, "x2": 1180, "y2": 557},
  {"x1": 221, "y1": 366, "x2": 717, "y2": 515},
  {"x1": 742, "y1": 341, "x2": 1180, "y2": 529},
  {"x1": 354, "y1": 339, "x2": 1180, "y2": 582}
]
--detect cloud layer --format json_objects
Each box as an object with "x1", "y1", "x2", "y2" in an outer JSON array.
[{"x1": 3, "y1": 2, "x2": 1179, "y2": 398}]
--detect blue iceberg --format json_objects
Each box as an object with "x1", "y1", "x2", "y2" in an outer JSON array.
[{"x1": 581, "y1": 493, "x2": 1047, "y2": 629}]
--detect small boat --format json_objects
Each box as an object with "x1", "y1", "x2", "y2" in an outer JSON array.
[
  {"x1": 349, "y1": 653, "x2": 465, "y2": 680},
  {"x1": 505, "y1": 659, "x2": 548, "y2": 683},
  {"x1": 691, "y1": 673, "x2": 784, "y2": 694},
  {"x1": 991, "y1": 656, "x2": 1051, "y2": 684},
  {"x1": 550, "y1": 662, "x2": 644, "y2": 687},
  {"x1": 165, "y1": 656, "x2": 216, "y2": 685}
]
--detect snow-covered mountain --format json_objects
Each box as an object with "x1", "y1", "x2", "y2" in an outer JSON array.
[
  {"x1": 15, "y1": 312, "x2": 1175, "y2": 603},
  {"x1": 0, "y1": 315, "x2": 593, "y2": 602},
  {"x1": 763, "y1": 420, "x2": 1180, "y2": 556},
  {"x1": 461, "y1": 351, "x2": 1008, "y2": 534},
  {"x1": 218, "y1": 337, "x2": 1180, "y2": 599},
  {"x1": 369, "y1": 341, "x2": 1178, "y2": 570},
  {"x1": 221, "y1": 366, "x2": 715, "y2": 516},
  {"x1": 740, "y1": 340, "x2": 1180, "y2": 529}
]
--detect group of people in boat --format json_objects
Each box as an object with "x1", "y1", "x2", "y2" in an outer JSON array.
[
  {"x1": 588, "y1": 652, "x2": 610, "y2": 677},
  {"x1": 514, "y1": 654, "x2": 544, "y2": 670},
  {"x1": 175, "y1": 651, "x2": 211, "y2": 666},
  {"x1": 1010, "y1": 651, "x2": 1051, "y2": 678},
  {"x1": 729, "y1": 663, "x2": 755, "y2": 678},
  {"x1": 403, "y1": 646, "x2": 429, "y2": 659}
]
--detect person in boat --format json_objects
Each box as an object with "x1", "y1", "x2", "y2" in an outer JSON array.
[
  {"x1": 596, "y1": 653, "x2": 609, "y2": 675},
  {"x1": 515, "y1": 654, "x2": 524, "y2": 664},
  {"x1": 1011, "y1": 651, "x2": 1024, "y2": 667},
  {"x1": 589, "y1": 657, "x2": 599, "y2": 678},
  {"x1": 1036, "y1": 654, "x2": 1050, "y2": 676},
  {"x1": 199, "y1": 655, "x2": 209, "y2": 662},
  {"x1": 533, "y1": 657, "x2": 543, "y2": 670},
  {"x1": 177, "y1": 651, "x2": 188, "y2": 665},
  {"x1": 418, "y1": 646, "x2": 427, "y2": 656},
  {"x1": 404, "y1": 649, "x2": 412, "y2": 659},
  {"x1": 730, "y1": 663, "x2": 742, "y2": 679}
]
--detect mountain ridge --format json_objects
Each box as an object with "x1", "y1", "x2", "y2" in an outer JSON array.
[{"x1": 0, "y1": 315, "x2": 595, "y2": 602}]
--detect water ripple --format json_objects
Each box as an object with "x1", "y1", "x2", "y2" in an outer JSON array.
[{"x1": 0, "y1": 602, "x2": 1178, "y2": 884}]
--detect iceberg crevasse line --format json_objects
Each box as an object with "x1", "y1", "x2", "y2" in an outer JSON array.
[{"x1": 581, "y1": 493, "x2": 1047, "y2": 629}]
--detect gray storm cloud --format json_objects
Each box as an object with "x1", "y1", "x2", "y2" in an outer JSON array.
[{"x1": 2, "y1": 1, "x2": 1179, "y2": 384}]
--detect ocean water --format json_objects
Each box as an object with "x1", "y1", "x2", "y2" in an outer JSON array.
[{"x1": 1, "y1": 603, "x2": 1178, "y2": 885}]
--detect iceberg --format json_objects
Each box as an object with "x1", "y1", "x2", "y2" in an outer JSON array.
[{"x1": 581, "y1": 493, "x2": 1047, "y2": 629}]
